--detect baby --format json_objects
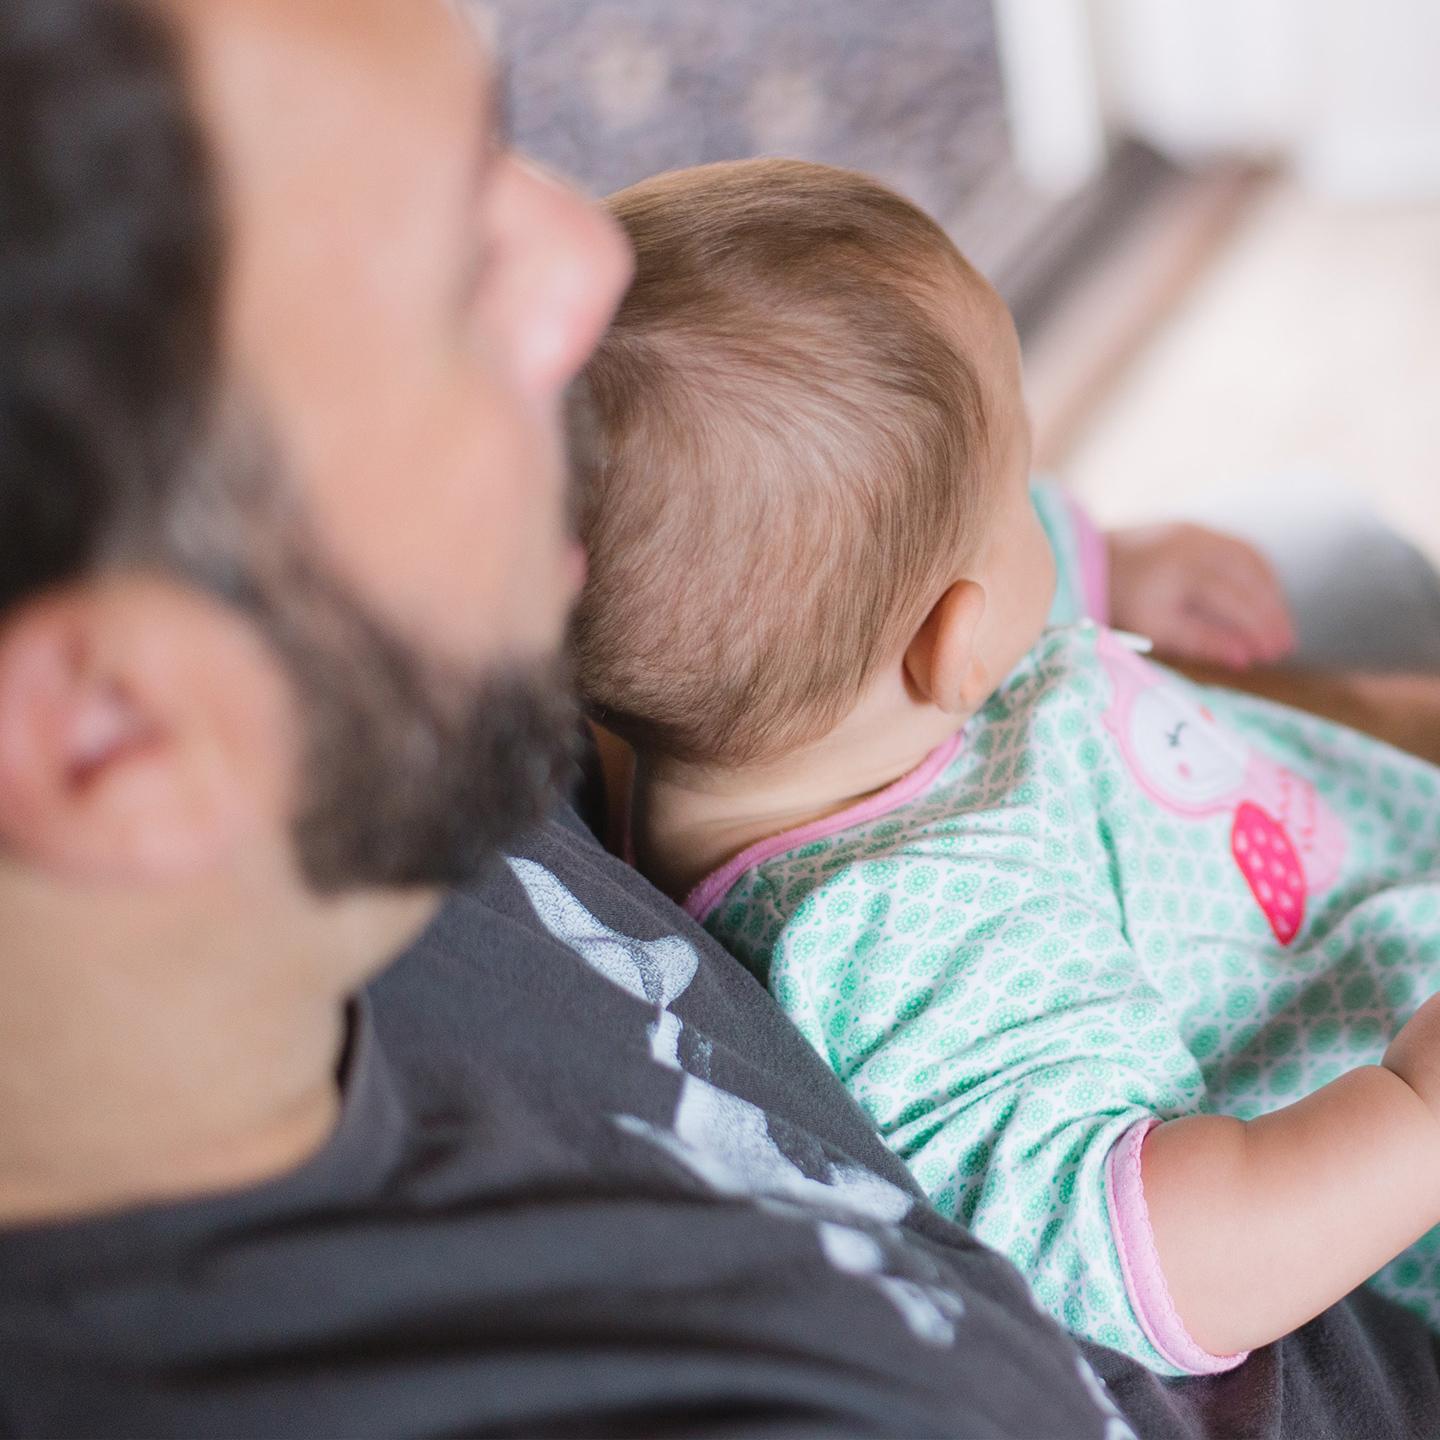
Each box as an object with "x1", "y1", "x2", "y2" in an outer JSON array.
[{"x1": 573, "y1": 158, "x2": 1440, "y2": 1375}]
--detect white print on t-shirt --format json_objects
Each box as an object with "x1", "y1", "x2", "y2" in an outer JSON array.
[
  {"x1": 507, "y1": 856, "x2": 1136, "y2": 1430},
  {"x1": 506, "y1": 857, "x2": 984, "y2": 1348},
  {"x1": 816, "y1": 1221, "x2": 967, "y2": 1345},
  {"x1": 1074, "y1": 1352, "x2": 1142, "y2": 1440}
]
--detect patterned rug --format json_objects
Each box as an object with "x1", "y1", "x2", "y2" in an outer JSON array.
[{"x1": 475, "y1": 0, "x2": 1018, "y2": 266}]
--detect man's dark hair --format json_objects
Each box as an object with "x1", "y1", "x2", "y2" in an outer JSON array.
[
  {"x1": 1, "y1": 0, "x2": 579, "y2": 892},
  {"x1": 0, "y1": 0, "x2": 225, "y2": 617}
]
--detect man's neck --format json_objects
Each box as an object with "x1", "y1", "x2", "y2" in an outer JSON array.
[
  {"x1": 0, "y1": 1053, "x2": 343, "y2": 1229},
  {"x1": 0, "y1": 873, "x2": 407, "y2": 1228}
]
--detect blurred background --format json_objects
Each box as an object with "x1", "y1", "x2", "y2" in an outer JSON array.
[{"x1": 473, "y1": 0, "x2": 1440, "y2": 564}]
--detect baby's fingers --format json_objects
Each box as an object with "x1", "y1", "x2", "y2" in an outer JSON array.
[
  {"x1": 1192, "y1": 577, "x2": 1288, "y2": 661},
  {"x1": 1232, "y1": 545, "x2": 1295, "y2": 653},
  {"x1": 1157, "y1": 611, "x2": 1263, "y2": 670},
  {"x1": 1195, "y1": 547, "x2": 1295, "y2": 661}
]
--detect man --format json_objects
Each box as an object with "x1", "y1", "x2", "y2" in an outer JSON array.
[{"x1": 0, "y1": 1, "x2": 1436, "y2": 1435}]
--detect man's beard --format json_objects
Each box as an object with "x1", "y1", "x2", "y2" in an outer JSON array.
[
  {"x1": 292, "y1": 649, "x2": 577, "y2": 894},
  {"x1": 163, "y1": 389, "x2": 598, "y2": 894},
  {"x1": 233, "y1": 538, "x2": 578, "y2": 892},
  {"x1": 279, "y1": 578, "x2": 578, "y2": 892}
]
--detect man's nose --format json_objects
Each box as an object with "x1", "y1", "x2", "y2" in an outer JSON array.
[{"x1": 511, "y1": 159, "x2": 634, "y2": 394}]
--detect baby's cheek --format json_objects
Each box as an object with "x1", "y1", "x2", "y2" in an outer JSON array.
[
  {"x1": 1040, "y1": 543, "x2": 1059, "y2": 621},
  {"x1": 1028, "y1": 522, "x2": 1059, "y2": 632}
]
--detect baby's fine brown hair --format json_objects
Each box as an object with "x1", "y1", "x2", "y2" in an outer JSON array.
[{"x1": 573, "y1": 158, "x2": 994, "y2": 770}]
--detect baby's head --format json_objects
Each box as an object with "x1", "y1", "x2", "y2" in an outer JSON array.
[{"x1": 574, "y1": 159, "x2": 1055, "y2": 774}]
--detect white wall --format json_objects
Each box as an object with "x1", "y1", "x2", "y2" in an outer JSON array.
[
  {"x1": 997, "y1": 0, "x2": 1440, "y2": 201},
  {"x1": 1300, "y1": 0, "x2": 1440, "y2": 199},
  {"x1": 1088, "y1": 0, "x2": 1310, "y2": 160},
  {"x1": 992, "y1": 0, "x2": 1108, "y2": 194}
]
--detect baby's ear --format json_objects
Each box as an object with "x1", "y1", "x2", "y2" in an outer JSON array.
[{"x1": 904, "y1": 579, "x2": 988, "y2": 716}]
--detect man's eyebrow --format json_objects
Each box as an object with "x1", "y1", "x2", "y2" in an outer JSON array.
[
  {"x1": 473, "y1": 59, "x2": 512, "y2": 190},
  {"x1": 454, "y1": 59, "x2": 511, "y2": 313}
]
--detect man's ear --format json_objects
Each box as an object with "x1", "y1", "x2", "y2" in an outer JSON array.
[
  {"x1": 904, "y1": 579, "x2": 989, "y2": 716},
  {"x1": 0, "y1": 579, "x2": 292, "y2": 884}
]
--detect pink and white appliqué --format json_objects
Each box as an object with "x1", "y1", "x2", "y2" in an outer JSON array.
[{"x1": 1096, "y1": 630, "x2": 1347, "y2": 945}]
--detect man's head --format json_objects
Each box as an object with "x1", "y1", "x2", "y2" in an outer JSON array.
[
  {"x1": 0, "y1": 0, "x2": 629, "y2": 957},
  {"x1": 573, "y1": 158, "x2": 1040, "y2": 773}
]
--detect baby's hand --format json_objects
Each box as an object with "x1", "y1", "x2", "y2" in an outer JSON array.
[{"x1": 1108, "y1": 522, "x2": 1296, "y2": 670}]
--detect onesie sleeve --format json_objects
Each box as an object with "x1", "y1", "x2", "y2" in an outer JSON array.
[
  {"x1": 738, "y1": 847, "x2": 1243, "y2": 1378},
  {"x1": 1032, "y1": 476, "x2": 1110, "y2": 627}
]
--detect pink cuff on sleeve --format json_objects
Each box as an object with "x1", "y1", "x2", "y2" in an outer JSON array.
[
  {"x1": 1104, "y1": 1117, "x2": 1250, "y2": 1375},
  {"x1": 1062, "y1": 489, "x2": 1111, "y2": 626}
]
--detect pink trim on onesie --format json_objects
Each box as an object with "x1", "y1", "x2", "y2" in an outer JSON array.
[
  {"x1": 1105, "y1": 1117, "x2": 1250, "y2": 1375},
  {"x1": 1062, "y1": 488, "x2": 1111, "y2": 626},
  {"x1": 684, "y1": 732, "x2": 966, "y2": 923}
]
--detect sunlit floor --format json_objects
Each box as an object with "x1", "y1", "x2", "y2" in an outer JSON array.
[{"x1": 1060, "y1": 178, "x2": 1440, "y2": 566}]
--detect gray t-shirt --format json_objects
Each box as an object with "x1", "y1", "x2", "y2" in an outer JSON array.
[{"x1": 1, "y1": 803, "x2": 1438, "y2": 1436}]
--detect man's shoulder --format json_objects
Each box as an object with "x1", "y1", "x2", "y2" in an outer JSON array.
[
  {"x1": 353, "y1": 805, "x2": 1122, "y2": 1437},
  {"x1": 376, "y1": 803, "x2": 954, "y2": 1168},
  {"x1": 5, "y1": 803, "x2": 1435, "y2": 1438}
]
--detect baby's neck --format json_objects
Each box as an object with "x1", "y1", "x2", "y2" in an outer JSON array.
[{"x1": 632, "y1": 699, "x2": 965, "y2": 904}]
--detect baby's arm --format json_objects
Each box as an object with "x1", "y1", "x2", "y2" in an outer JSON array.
[
  {"x1": 759, "y1": 832, "x2": 1440, "y2": 1374},
  {"x1": 757, "y1": 856, "x2": 1229, "y2": 1373},
  {"x1": 1145, "y1": 991, "x2": 1440, "y2": 1356}
]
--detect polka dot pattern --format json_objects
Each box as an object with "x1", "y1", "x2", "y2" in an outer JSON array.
[{"x1": 705, "y1": 624, "x2": 1440, "y2": 1372}]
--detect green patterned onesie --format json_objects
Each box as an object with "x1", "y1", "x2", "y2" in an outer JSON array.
[{"x1": 686, "y1": 481, "x2": 1440, "y2": 1375}]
